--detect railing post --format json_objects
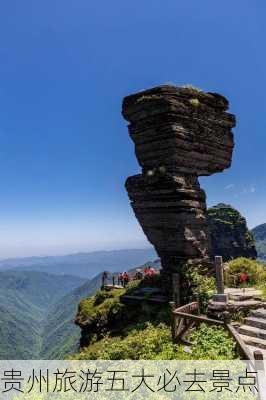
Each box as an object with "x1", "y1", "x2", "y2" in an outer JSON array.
[
  {"x1": 172, "y1": 273, "x2": 180, "y2": 306},
  {"x1": 213, "y1": 256, "x2": 228, "y2": 303},
  {"x1": 169, "y1": 301, "x2": 177, "y2": 343},
  {"x1": 215, "y1": 255, "x2": 224, "y2": 293}
]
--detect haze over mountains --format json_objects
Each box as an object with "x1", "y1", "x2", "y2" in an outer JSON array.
[{"x1": 0, "y1": 248, "x2": 157, "y2": 279}]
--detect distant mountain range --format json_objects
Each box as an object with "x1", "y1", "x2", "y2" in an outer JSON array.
[
  {"x1": 252, "y1": 223, "x2": 266, "y2": 260},
  {"x1": 0, "y1": 271, "x2": 86, "y2": 359},
  {"x1": 40, "y1": 273, "x2": 103, "y2": 359},
  {"x1": 0, "y1": 248, "x2": 159, "y2": 359},
  {"x1": 0, "y1": 248, "x2": 157, "y2": 279}
]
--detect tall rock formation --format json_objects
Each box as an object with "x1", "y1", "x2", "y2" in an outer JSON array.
[
  {"x1": 207, "y1": 203, "x2": 257, "y2": 261},
  {"x1": 122, "y1": 85, "x2": 236, "y2": 299}
]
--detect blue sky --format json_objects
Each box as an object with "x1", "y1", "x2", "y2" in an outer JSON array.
[{"x1": 0, "y1": 0, "x2": 265, "y2": 257}]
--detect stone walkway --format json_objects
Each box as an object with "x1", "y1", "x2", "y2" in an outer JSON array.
[
  {"x1": 209, "y1": 287, "x2": 266, "y2": 356},
  {"x1": 225, "y1": 288, "x2": 262, "y2": 300},
  {"x1": 238, "y1": 308, "x2": 266, "y2": 355},
  {"x1": 120, "y1": 287, "x2": 168, "y2": 304},
  {"x1": 208, "y1": 288, "x2": 264, "y2": 314}
]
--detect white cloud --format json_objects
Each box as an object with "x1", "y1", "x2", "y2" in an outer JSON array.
[
  {"x1": 241, "y1": 185, "x2": 256, "y2": 195},
  {"x1": 225, "y1": 184, "x2": 235, "y2": 190},
  {"x1": 250, "y1": 185, "x2": 256, "y2": 193}
]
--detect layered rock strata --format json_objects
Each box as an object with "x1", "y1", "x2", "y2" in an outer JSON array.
[{"x1": 122, "y1": 85, "x2": 236, "y2": 299}]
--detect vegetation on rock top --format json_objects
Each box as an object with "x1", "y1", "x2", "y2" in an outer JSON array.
[{"x1": 207, "y1": 203, "x2": 257, "y2": 261}]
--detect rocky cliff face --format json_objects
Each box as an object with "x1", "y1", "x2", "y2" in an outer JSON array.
[
  {"x1": 207, "y1": 203, "x2": 257, "y2": 261},
  {"x1": 252, "y1": 223, "x2": 266, "y2": 260}
]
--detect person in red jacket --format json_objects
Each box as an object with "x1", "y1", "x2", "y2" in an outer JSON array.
[
  {"x1": 144, "y1": 266, "x2": 156, "y2": 277},
  {"x1": 122, "y1": 272, "x2": 129, "y2": 287}
]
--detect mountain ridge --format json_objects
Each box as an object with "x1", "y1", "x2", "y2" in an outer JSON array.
[
  {"x1": 0, "y1": 248, "x2": 157, "y2": 279},
  {"x1": 0, "y1": 271, "x2": 86, "y2": 359},
  {"x1": 252, "y1": 223, "x2": 266, "y2": 260}
]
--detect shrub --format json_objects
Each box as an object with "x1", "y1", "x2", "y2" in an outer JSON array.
[
  {"x1": 71, "y1": 322, "x2": 237, "y2": 360},
  {"x1": 93, "y1": 290, "x2": 113, "y2": 306},
  {"x1": 189, "y1": 323, "x2": 237, "y2": 360},
  {"x1": 124, "y1": 279, "x2": 141, "y2": 293},
  {"x1": 78, "y1": 288, "x2": 125, "y2": 322},
  {"x1": 73, "y1": 323, "x2": 179, "y2": 360},
  {"x1": 225, "y1": 257, "x2": 265, "y2": 287},
  {"x1": 182, "y1": 264, "x2": 215, "y2": 313},
  {"x1": 191, "y1": 272, "x2": 215, "y2": 313}
]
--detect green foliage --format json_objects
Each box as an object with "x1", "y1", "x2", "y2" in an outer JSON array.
[
  {"x1": 189, "y1": 324, "x2": 237, "y2": 360},
  {"x1": 75, "y1": 282, "x2": 172, "y2": 352},
  {"x1": 225, "y1": 257, "x2": 265, "y2": 287},
  {"x1": 71, "y1": 322, "x2": 237, "y2": 361},
  {"x1": 73, "y1": 323, "x2": 176, "y2": 360},
  {"x1": 78, "y1": 288, "x2": 126, "y2": 322},
  {"x1": 182, "y1": 265, "x2": 215, "y2": 313},
  {"x1": 0, "y1": 271, "x2": 86, "y2": 359},
  {"x1": 207, "y1": 204, "x2": 257, "y2": 262},
  {"x1": 40, "y1": 274, "x2": 104, "y2": 359},
  {"x1": 230, "y1": 309, "x2": 250, "y2": 324},
  {"x1": 192, "y1": 273, "x2": 215, "y2": 313},
  {"x1": 124, "y1": 279, "x2": 141, "y2": 293},
  {"x1": 93, "y1": 290, "x2": 114, "y2": 305},
  {"x1": 73, "y1": 279, "x2": 237, "y2": 361}
]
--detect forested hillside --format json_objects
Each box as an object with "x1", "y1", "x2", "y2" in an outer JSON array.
[
  {"x1": 41, "y1": 273, "x2": 103, "y2": 359},
  {"x1": 0, "y1": 249, "x2": 159, "y2": 359},
  {"x1": 0, "y1": 271, "x2": 86, "y2": 359}
]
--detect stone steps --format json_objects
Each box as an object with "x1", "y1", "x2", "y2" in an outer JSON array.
[
  {"x1": 229, "y1": 294, "x2": 254, "y2": 301},
  {"x1": 238, "y1": 334, "x2": 266, "y2": 350},
  {"x1": 238, "y1": 308, "x2": 266, "y2": 354},
  {"x1": 238, "y1": 325, "x2": 266, "y2": 340},
  {"x1": 250, "y1": 308, "x2": 266, "y2": 318},
  {"x1": 230, "y1": 300, "x2": 261, "y2": 308},
  {"x1": 245, "y1": 317, "x2": 266, "y2": 330}
]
